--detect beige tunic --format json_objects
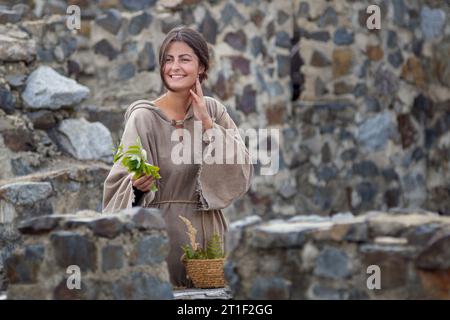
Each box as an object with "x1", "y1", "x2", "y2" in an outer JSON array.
[{"x1": 102, "y1": 96, "x2": 253, "y2": 287}]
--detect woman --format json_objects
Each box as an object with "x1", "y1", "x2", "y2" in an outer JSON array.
[{"x1": 102, "y1": 26, "x2": 253, "y2": 287}]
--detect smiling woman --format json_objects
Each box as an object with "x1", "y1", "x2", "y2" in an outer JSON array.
[{"x1": 102, "y1": 26, "x2": 253, "y2": 288}]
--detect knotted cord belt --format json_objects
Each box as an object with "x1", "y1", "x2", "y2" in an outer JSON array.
[{"x1": 149, "y1": 200, "x2": 198, "y2": 205}]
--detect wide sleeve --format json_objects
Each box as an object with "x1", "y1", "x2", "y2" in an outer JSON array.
[
  {"x1": 195, "y1": 99, "x2": 253, "y2": 210},
  {"x1": 102, "y1": 109, "x2": 156, "y2": 213}
]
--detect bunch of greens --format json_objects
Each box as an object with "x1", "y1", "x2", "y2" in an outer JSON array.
[{"x1": 113, "y1": 137, "x2": 161, "y2": 192}]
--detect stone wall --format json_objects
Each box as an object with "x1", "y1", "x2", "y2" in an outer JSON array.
[
  {"x1": 0, "y1": 0, "x2": 449, "y2": 298},
  {"x1": 284, "y1": 0, "x2": 450, "y2": 217},
  {"x1": 0, "y1": 163, "x2": 110, "y2": 290},
  {"x1": 0, "y1": 0, "x2": 293, "y2": 285},
  {"x1": 225, "y1": 209, "x2": 450, "y2": 299},
  {"x1": 0, "y1": 0, "x2": 293, "y2": 221},
  {"x1": 5, "y1": 207, "x2": 173, "y2": 299},
  {"x1": 1, "y1": 1, "x2": 448, "y2": 219}
]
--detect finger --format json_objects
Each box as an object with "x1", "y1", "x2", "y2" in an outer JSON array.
[
  {"x1": 133, "y1": 175, "x2": 152, "y2": 188},
  {"x1": 131, "y1": 174, "x2": 141, "y2": 183},
  {"x1": 141, "y1": 179, "x2": 155, "y2": 192},
  {"x1": 189, "y1": 89, "x2": 199, "y2": 101},
  {"x1": 138, "y1": 179, "x2": 155, "y2": 192},
  {"x1": 195, "y1": 77, "x2": 203, "y2": 98}
]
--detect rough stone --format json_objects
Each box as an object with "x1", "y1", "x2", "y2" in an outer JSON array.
[
  {"x1": 224, "y1": 30, "x2": 247, "y2": 51},
  {"x1": 213, "y1": 72, "x2": 234, "y2": 100},
  {"x1": 388, "y1": 50, "x2": 404, "y2": 69},
  {"x1": 18, "y1": 216, "x2": 62, "y2": 234},
  {"x1": 277, "y1": 55, "x2": 290, "y2": 78},
  {"x1": 1, "y1": 129, "x2": 35, "y2": 152},
  {"x1": 230, "y1": 56, "x2": 250, "y2": 75},
  {"x1": 102, "y1": 245, "x2": 124, "y2": 271},
  {"x1": 0, "y1": 8, "x2": 22, "y2": 24},
  {"x1": 318, "y1": 7, "x2": 337, "y2": 27},
  {"x1": 392, "y1": 0, "x2": 406, "y2": 27},
  {"x1": 311, "y1": 285, "x2": 348, "y2": 300},
  {"x1": 249, "y1": 276, "x2": 291, "y2": 300},
  {"x1": 307, "y1": 31, "x2": 330, "y2": 42},
  {"x1": 26, "y1": 110, "x2": 57, "y2": 130},
  {"x1": 249, "y1": 220, "x2": 331, "y2": 249},
  {"x1": 275, "y1": 31, "x2": 291, "y2": 49},
  {"x1": 316, "y1": 165, "x2": 338, "y2": 182},
  {"x1": 5, "y1": 244, "x2": 45, "y2": 284},
  {"x1": 397, "y1": 114, "x2": 417, "y2": 149},
  {"x1": 122, "y1": 207, "x2": 166, "y2": 230},
  {"x1": 0, "y1": 182, "x2": 53, "y2": 207},
  {"x1": 358, "y1": 112, "x2": 396, "y2": 151},
  {"x1": 334, "y1": 82, "x2": 353, "y2": 95},
  {"x1": 0, "y1": 88, "x2": 16, "y2": 114},
  {"x1": 361, "y1": 244, "x2": 409, "y2": 289},
  {"x1": 128, "y1": 12, "x2": 152, "y2": 35},
  {"x1": 314, "y1": 246, "x2": 351, "y2": 279},
  {"x1": 352, "y1": 161, "x2": 379, "y2": 177},
  {"x1": 222, "y1": 3, "x2": 245, "y2": 26},
  {"x1": 138, "y1": 42, "x2": 156, "y2": 71},
  {"x1": 133, "y1": 235, "x2": 168, "y2": 266},
  {"x1": 334, "y1": 28, "x2": 354, "y2": 46},
  {"x1": 375, "y1": 67, "x2": 399, "y2": 99},
  {"x1": 120, "y1": 0, "x2": 156, "y2": 11},
  {"x1": 332, "y1": 49, "x2": 352, "y2": 77},
  {"x1": 310, "y1": 51, "x2": 330, "y2": 67},
  {"x1": 199, "y1": 11, "x2": 217, "y2": 44},
  {"x1": 22, "y1": 66, "x2": 90, "y2": 110},
  {"x1": 416, "y1": 232, "x2": 450, "y2": 270},
  {"x1": 387, "y1": 30, "x2": 398, "y2": 48},
  {"x1": 401, "y1": 57, "x2": 425, "y2": 87},
  {"x1": 356, "y1": 182, "x2": 377, "y2": 205},
  {"x1": 111, "y1": 272, "x2": 173, "y2": 299},
  {"x1": 420, "y1": 6, "x2": 446, "y2": 40},
  {"x1": 0, "y1": 33, "x2": 36, "y2": 62},
  {"x1": 90, "y1": 217, "x2": 123, "y2": 238},
  {"x1": 236, "y1": 85, "x2": 256, "y2": 115},
  {"x1": 53, "y1": 278, "x2": 97, "y2": 300},
  {"x1": 55, "y1": 118, "x2": 113, "y2": 162},
  {"x1": 117, "y1": 62, "x2": 135, "y2": 80},
  {"x1": 366, "y1": 45, "x2": 384, "y2": 61},
  {"x1": 96, "y1": 9, "x2": 122, "y2": 35},
  {"x1": 50, "y1": 231, "x2": 97, "y2": 272},
  {"x1": 94, "y1": 39, "x2": 119, "y2": 60}
]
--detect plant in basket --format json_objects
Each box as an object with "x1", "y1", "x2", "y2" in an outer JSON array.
[{"x1": 179, "y1": 215, "x2": 226, "y2": 288}]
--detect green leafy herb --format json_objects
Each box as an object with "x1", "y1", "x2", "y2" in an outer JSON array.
[
  {"x1": 112, "y1": 137, "x2": 161, "y2": 192},
  {"x1": 206, "y1": 234, "x2": 224, "y2": 259}
]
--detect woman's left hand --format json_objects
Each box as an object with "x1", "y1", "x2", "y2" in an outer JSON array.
[{"x1": 190, "y1": 77, "x2": 213, "y2": 130}]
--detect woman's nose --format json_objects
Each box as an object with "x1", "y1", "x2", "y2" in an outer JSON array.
[{"x1": 171, "y1": 60, "x2": 181, "y2": 70}]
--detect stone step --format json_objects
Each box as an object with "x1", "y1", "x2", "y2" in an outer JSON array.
[
  {"x1": 0, "y1": 161, "x2": 111, "y2": 291},
  {"x1": 0, "y1": 161, "x2": 111, "y2": 224},
  {"x1": 173, "y1": 287, "x2": 232, "y2": 300}
]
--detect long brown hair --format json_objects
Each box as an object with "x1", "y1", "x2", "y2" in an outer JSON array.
[{"x1": 158, "y1": 26, "x2": 210, "y2": 91}]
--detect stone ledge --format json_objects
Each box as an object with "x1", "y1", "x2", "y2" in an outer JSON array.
[
  {"x1": 174, "y1": 287, "x2": 232, "y2": 300},
  {"x1": 5, "y1": 207, "x2": 173, "y2": 300},
  {"x1": 225, "y1": 210, "x2": 450, "y2": 300}
]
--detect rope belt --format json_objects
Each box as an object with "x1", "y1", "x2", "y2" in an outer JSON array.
[{"x1": 149, "y1": 200, "x2": 198, "y2": 205}]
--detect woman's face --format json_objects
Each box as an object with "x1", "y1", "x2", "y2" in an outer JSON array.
[{"x1": 163, "y1": 41, "x2": 204, "y2": 92}]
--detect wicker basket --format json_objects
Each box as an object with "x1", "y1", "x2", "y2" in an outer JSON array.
[{"x1": 184, "y1": 258, "x2": 225, "y2": 288}]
